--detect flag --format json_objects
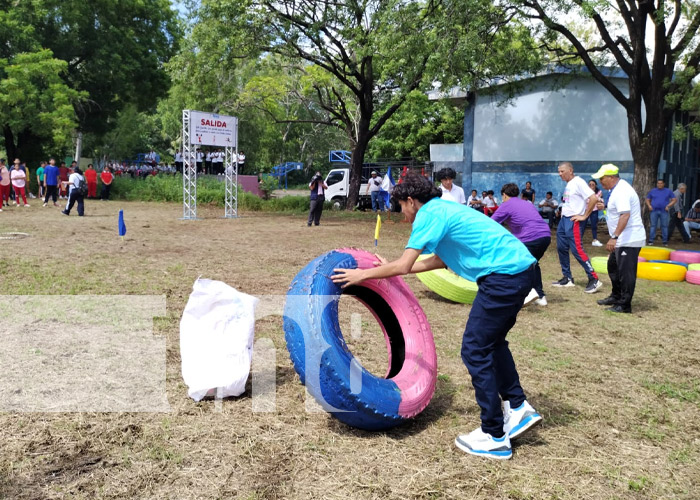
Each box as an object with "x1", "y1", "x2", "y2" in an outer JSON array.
[
  {"x1": 118, "y1": 209, "x2": 127, "y2": 239},
  {"x1": 374, "y1": 214, "x2": 382, "y2": 247},
  {"x1": 379, "y1": 166, "x2": 395, "y2": 210}
]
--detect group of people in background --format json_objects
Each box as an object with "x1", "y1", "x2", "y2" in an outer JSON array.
[
  {"x1": 173, "y1": 150, "x2": 245, "y2": 175},
  {"x1": 432, "y1": 162, "x2": 698, "y2": 314},
  {"x1": 0, "y1": 157, "x2": 117, "y2": 217}
]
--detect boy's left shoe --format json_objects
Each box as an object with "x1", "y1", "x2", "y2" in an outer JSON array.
[
  {"x1": 504, "y1": 400, "x2": 543, "y2": 440},
  {"x1": 455, "y1": 428, "x2": 512, "y2": 460}
]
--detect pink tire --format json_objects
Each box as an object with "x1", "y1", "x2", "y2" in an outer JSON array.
[
  {"x1": 638, "y1": 257, "x2": 647, "y2": 262},
  {"x1": 669, "y1": 250, "x2": 700, "y2": 264},
  {"x1": 686, "y1": 270, "x2": 700, "y2": 285}
]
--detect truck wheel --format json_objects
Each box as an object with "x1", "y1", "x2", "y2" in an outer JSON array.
[
  {"x1": 283, "y1": 248, "x2": 438, "y2": 431},
  {"x1": 331, "y1": 197, "x2": 344, "y2": 210}
]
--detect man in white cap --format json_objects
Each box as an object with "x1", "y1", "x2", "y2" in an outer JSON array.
[{"x1": 592, "y1": 164, "x2": 646, "y2": 313}]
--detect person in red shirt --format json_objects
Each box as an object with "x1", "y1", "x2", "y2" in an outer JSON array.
[
  {"x1": 58, "y1": 162, "x2": 70, "y2": 198},
  {"x1": 100, "y1": 166, "x2": 114, "y2": 200},
  {"x1": 84, "y1": 164, "x2": 98, "y2": 198}
]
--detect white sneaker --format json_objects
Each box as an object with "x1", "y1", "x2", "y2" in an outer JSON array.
[
  {"x1": 504, "y1": 400, "x2": 543, "y2": 439},
  {"x1": 523, "y1": 288, "x2": 538, "y2": 306},
  {"x1": 24, "y1": 204, "x2": 30, "y2": 207},
  {"x1": 591, "y1": 239, "x2": 603, "y2": 247},
  {"x1": 455, "y1": 427, "x2": 512, "y2": 460},
  {"x1": 535, "y1": 296, "x2": 547, "y2": 306}
]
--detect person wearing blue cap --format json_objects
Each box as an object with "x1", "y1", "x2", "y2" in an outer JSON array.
[{"x1": 592, "y1": 164, "x2": 646, "y2": 313}]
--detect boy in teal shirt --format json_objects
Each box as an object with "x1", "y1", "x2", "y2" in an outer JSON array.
[
  {"x1": 36, "y1": 161, "x2": 46, "y2": 199},
  {"x1": 333, "y1": 174, "x2": 542, "y2": 460}
]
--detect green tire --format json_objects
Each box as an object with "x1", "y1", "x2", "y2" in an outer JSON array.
[
  {"x1": 591, "y1": 256, "x2": 609, "y2": 275},
  {"x1": 415, "y1": 255, "x2": 478, "y2": 304}
]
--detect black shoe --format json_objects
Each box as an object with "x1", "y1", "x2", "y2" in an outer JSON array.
[
  {"x1": 606, "y1": 305, "x2": 631, "y2": 314},
  {"x1": 61, "y1": 210, "x2": 69, "y2": 216},
  {"x1": 597, "y1": 296, "x2": 618, "y2": 306}
]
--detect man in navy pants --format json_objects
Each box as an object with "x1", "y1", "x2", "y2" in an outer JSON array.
[{"x1": 333, "y1": 174, "x2": 543, "y2": 460}]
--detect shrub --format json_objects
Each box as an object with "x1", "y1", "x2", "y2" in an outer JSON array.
[{"x1": 108, "y1": 174, "x2": 310, "y2": 213}]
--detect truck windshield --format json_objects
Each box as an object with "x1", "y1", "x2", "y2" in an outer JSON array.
[{"x1": 326, "y1": 171, "x2": 345, "y2": 186}]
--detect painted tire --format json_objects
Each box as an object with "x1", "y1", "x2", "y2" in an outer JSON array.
[
  {"x1": 689, "y1": 264, "x2": 700, "y2": 271},
  {"x1": 686, "y1": 270, "x2": 700, "y2": 285},
  {"x1": 638, "y1": 257, "x2": 647, "y2": 262},
  {"x1": 648, "y1": 259, "x2": 688, "y2": 268},
  {"x1": 283, "y1": 248, "x2": 437, "y2": 431},
  {"x1": 591, "y1": 256, "x2": 609, "y2": 275},
  {"x1": 669, "y1": 250, "x2": 700, "y2": 264},
  {"x1": 414, "y1": 254, "x2": 478, "y2": 304},
  {"x1": 639, "y1": 246, "x2": 672, "y2": 261},
  {"x1": 637, "y1": 262, "x2": 687, "y2": 282}
]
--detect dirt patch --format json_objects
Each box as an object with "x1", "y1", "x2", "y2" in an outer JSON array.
[{"x1": 0, "y1": 201, "x2": 699, "y2": 499}]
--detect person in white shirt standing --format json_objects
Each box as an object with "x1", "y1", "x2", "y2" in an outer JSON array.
[
  {"x1": 436, "y1": 168, "x2": 466, "y2": 204},
  {"x1": 591, "y1": 164, "x2": 646, "y2": 313},
  {"x1": 552, "y1": 162, "x2": 602, "y2": 293},
  {"x1": 62, "y1": 165, "x2": 86, "y2": 216}
]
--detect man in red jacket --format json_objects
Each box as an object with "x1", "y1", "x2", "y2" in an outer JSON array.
[{"x1": 84, "y1": 164, "x2": 98, "y2": 198}]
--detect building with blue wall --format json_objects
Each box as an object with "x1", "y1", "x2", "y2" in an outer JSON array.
[{"x1": 430, "y1": 70, "x2": 699, "y2": 208}]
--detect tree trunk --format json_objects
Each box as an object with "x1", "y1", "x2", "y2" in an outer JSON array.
[
  {"x1": 345, "y1": 128, "x2": 371, "y2": 210},
  {"x1": 3, "y1": 125, "x2": 17, "y2": 162},
  {"x1": 628, "y1": 105, "x2": 671, "y2": 224}
]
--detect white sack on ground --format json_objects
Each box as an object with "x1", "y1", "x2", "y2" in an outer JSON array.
[{"x1": 180, "y1": 279, "x2": 258, "y2": 401}]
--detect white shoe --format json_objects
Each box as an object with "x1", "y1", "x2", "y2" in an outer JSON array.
[
  {"x1": 591, "y1": 239, "x2": 603, "y2": 247},
  {"x1": 24, "y1": 204, "x2": 30, "y2": 207},
  {"x1": 455, "y1": 427, "x2": 512, "y2": 460},
  {"x1": 504, "y1": 400, "x2": 543, "y2": 439},
  {"x1": 523, "y1": 288, "x2": 538, "y2": 306},
  {"x1": 535, "y1": 296, "x2": 547, "y2": 306}
]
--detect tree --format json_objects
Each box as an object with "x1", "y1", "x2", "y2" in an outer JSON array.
[
  {"x1": 0, "y1": 0, "x2": 181, "y2": 161},
  {"x1": 196, "y1": 0, "x2": 539, "y2": 208},
  {"x1": 367, "y1": 91, "x2": 465, "y2": 161},
  {"x1": 0, "y1": 49, "x2": 84, "y2": 161},
  {"x1": 513, "y1": 0, "x2": 700, "y2": 195}
]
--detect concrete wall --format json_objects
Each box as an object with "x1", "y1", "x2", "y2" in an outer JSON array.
[{"x1": 459, "y1": 75, "x2": 636, "y2": 200}]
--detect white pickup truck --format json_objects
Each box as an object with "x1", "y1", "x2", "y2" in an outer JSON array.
[{"x1": 323, "y1": 167, "x2": 373, "y2": 210}]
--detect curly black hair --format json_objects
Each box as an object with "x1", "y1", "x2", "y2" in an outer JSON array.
[
  {"x1": 391, "y1": 172, "x2": 442, "y2": 205},
  {"x1": 436, "y1": 167, "x2": 456, "y2": 181},
  {"x1": 501, "y1": 183, "x2": 519, "y2": 198}
]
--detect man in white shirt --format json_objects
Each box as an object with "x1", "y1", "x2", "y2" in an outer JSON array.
[
  {"x1": 467, "y1": 189, "x2": 483, "y2": 210},
  {"x1": 538, "y1": 191, "x2": 559, "y2": 228},
  {"x1": 592, "y1": 164, "x2": 646, "y2": 313},
  {"x1": 552, "y1": 162, "x2": 602, "y2": 293},
  {"x1": 436, "y1": 168, "x2": 466, "y2": 204}
]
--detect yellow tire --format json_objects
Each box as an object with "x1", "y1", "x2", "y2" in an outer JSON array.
[
  {"x1": 591, "y1": 256, "x2": 608, "y2": 275},
  {"x1": 639, "y1": 246, "x2": 672, "y2": 261},
  {"x1": 416, "y1": 255, "x2": 478, "y2": 304},
  {"x1": 689, "y1": 263, "x2": 700, "y2": 271},
  {"x1": 637, "y1": 262, "x2": 686, "y2": 282}
]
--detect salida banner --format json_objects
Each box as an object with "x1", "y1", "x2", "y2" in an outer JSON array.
[{"x1": 189, "y1": 111, "x2": 238, "y2": 147}]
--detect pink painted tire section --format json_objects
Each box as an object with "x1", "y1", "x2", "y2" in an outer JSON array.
[
  {"x1": 686, "y1": 270, "x2": 700, "y2": 285},
  {"x1": 669, "y1": 251, "x2": 700, "y2": 265},
  {"x1": 338, "y1": 248, "x2": 438, "y2": 419}
]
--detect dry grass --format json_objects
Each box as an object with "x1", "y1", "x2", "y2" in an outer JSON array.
[{"x1": 0, "y1": 200, "x2": 699, "y2": 499}]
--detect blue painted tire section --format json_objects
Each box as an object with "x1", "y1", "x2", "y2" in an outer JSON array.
[{"x1": 283, "y1": 249, "x2": 437, "y2": 431}]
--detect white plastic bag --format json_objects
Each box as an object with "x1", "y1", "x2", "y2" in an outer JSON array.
[{"x1": 180, "y1": 278, "x2": 258, "y2": 401}]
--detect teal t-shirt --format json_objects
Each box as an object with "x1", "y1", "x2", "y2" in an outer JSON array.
[
  {"x1": 406, "y1": 198, "x2": 536, "y2": 282},
  {"x1": 36, "y1": 166, "x2": 45, "y2": 182}
]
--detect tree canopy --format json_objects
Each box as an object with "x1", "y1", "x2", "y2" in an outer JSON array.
[
  {"x1": 0, "y1": 0, "x2": 181, "y2": 163},
  {"x1": 184, "y1": 0, "x2": 539, "y2": 207},
  {"x1": 513, "y1": 0, "x2": 700, "y2": 194}
]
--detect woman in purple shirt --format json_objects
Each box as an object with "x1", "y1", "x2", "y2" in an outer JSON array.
[{"x1": 492, "y1": 183, "x2": 552, "y2": 306}]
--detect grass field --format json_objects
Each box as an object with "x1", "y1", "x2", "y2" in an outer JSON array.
[{"x1": 1, "y1": 200, "x2": 699, "y2": 499}]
